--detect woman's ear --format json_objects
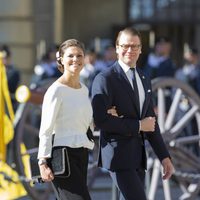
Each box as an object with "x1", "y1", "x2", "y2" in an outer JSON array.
[{"x1": 60, "y1": 57, "x2": 64, "y2": 65}]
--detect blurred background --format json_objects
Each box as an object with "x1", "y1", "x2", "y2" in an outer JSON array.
[
  {"x1": 1, "y1": 0, "x2": 200, "y2": 84},
  {"x1": 1, "y1": 0, "x2": 200, "y2": 200}
]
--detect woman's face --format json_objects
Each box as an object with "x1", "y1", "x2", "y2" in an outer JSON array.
[{"x1": 62, "y1": 46, "x2": 84, "y2": 75}]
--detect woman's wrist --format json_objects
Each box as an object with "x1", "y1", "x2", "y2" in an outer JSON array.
[{"x1": 38, "y1": 158, "x2": 47, "y2": 166}]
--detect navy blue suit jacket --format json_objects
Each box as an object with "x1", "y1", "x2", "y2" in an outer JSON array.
[{"x1": 91, "y1": 61, "x2": 170, "y2": 171}]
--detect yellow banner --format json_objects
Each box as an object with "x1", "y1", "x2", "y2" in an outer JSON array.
[
  {"x1": 0, "y1": 54, "x2": 27, "y2": 199},
  {"x1": 0, "y1": 161, "x2": 28, "y2": 200},
  {"x1": 0, "y1": 55, "x2": 6, "y2": 161},
  {"x1": 0, "y1": 55, "x2": 14, "y2": 161}
]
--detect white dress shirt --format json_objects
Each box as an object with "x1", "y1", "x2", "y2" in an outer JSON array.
[{"x1": 118, "y1": 59, "x2": 145, "y2": 115}]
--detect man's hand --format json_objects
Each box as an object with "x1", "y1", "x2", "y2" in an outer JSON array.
[
  {"x1": 140, "y1": 117, "x2": 155, "y2": 132},
  {"x1": 161, "y1": 157, "x2": 175, "y2": 180}
]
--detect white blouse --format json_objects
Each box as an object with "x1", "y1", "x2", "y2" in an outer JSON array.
[{"x1": 38, "y1": 81, "x2": 94, "y2": 159}]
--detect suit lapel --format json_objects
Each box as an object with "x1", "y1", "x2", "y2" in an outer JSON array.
[
  {"x1": 114, "y1": 63, "x2": 140, "y2": 116},
  {"x1": 137, "y1": 69, "x2": 151, "y2": 118}
]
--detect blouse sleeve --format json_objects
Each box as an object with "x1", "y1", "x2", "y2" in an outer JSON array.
[{"x1": 37, "y1": 85, "x2": 62, "y2": 158}]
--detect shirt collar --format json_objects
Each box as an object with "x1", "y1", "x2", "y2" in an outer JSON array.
[{"x1": 118, "y1": 59, "x2": 136, "y2": 74}]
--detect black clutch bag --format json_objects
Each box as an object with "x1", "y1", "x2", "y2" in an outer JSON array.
[{"x1": 30, "y1": 147, "x2": 70, "y2": 183}]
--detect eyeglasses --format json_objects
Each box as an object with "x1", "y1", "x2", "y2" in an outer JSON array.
[{"x1": 118, "y1": 44, "x2": 141, "y2": 51}]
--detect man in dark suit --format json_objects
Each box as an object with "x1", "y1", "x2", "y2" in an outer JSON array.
[{"x1": 91, "y1": 27, "x2": 174, "y2": 200}]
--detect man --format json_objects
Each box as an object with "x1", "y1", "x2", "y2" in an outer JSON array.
[{"x1": 91, "y1": 27, "x2": 174, "y2": 200}]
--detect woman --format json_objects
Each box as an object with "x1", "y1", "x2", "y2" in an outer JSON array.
[{"x1": 37, "y1": 39, "x2": 94, "y2": 200}]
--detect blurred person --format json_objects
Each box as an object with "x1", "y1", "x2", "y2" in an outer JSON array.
[
  {"x1": 80, "y1": 49, "x2": 96, "y2": 90},
  {"x1": 175, "y1": 47, "x2": 200, "y2": 153},
  {"x1": 176, "y1": 47, "x2": 200, "y2": 94},
  {"x1": 95, "y1": 45, "x2": 117, "y2": 73},
  {"x1": 37, "y1": 39, "x2": 95, "y2": 200},
  {"x1": 0, "y1": 44, "x2": 20, "y2": 110},
  {"x1": 91, "y1": 27, "x2": 174, "y2": 200},
  {"x1": 143, "y1": 37, "x2": 176, "y2": 112},
  {"x1": 103, "y1": 45, "x2": 117, "y2": 67},
  {"x1": 143, "y1": 36, "x2": 176, "y2": 79},
  {"x1": 32, "y1": 44, "x2": 62, "y2": 85}
]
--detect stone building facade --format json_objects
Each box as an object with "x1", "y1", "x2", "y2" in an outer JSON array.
[{"x1": 0, "y1": 0, "x2": 200, "y2": 82}]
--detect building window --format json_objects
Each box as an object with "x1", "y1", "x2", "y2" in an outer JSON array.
[
  {"x1": 130, "y1": 0, "x2": 154, "y2": 19},
  {"x1": 129, "y1": 0, "x2": 200, "y2": 23}
]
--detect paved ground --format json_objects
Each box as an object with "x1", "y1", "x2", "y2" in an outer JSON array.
[
  {"x1": 90, "y1": 174, "x2": 182, "y2": 200},
  {"x1": 17, "y1": 172, "x2": 200, "y2": 200}
]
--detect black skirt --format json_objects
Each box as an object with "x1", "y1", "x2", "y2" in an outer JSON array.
[{"x1": 52, "y1": 147, "x2": 91, "y2": 200}]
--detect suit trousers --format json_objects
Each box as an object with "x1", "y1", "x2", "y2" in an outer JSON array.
[{"x1": 109, "y1": 168, "x2": 147, "y2": 200}]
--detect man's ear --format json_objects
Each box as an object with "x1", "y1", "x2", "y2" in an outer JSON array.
[{"x1": 116, "y1": 46, "x2": 119, "y2": 54}]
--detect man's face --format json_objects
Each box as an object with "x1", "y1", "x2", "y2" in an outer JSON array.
[{"x1": 116, "y1": 32, "x2": 142, "y2": 67}]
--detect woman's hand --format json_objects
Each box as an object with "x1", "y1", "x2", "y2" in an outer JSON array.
[
  {"x1": 39, "y1": 164, "x2": 54, "y2": 182},
  {"x1": 107, "y1": 106, "x2": 119, "y2": 117}
]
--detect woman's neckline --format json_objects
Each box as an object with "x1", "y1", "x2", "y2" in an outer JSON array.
[{"x1": 56, "y1": 81, "x2": 82, "y2": 90}]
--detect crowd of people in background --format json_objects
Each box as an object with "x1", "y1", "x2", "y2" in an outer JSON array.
[
  {"x1": 1, "y1": 35, "x2": 200, "y2": 106},
  {"x1": 176, "y1": 47, "x2": 200, "y2": 94},
  {"x1": 31, "y1": 44, "x2": 62, "y2": 88},
  {"x1": 143, "y1": 36, "x2": 176, "y2": 79}
]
